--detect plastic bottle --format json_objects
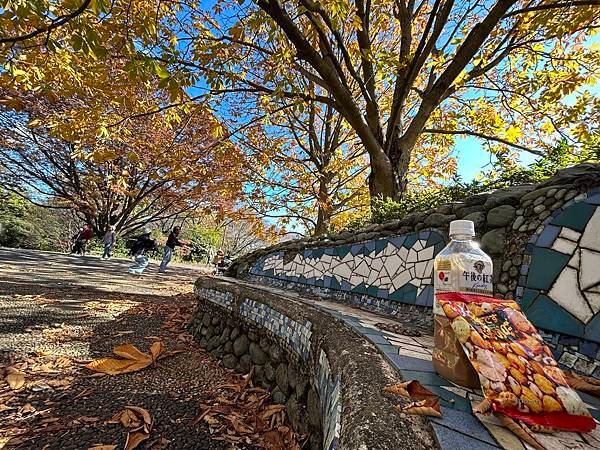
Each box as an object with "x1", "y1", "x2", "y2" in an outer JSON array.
[{"x1": 432, "y1": 220, "x2": 493, "y2": 388}]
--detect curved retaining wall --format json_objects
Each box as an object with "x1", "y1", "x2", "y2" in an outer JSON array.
[
  {"x1": 190, "y1": 276, "x2": 436, "y2": 450},
  {"x1": 231, "y1": 163, "x2": 600, "y2": 377}
]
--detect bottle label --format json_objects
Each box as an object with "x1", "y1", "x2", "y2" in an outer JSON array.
[
  {"x1": 435, "y1": 257, "x2": 493, "y2": 295},
  {"x1": 458, "y1": 258, "x2": 493, "y2": 294}
]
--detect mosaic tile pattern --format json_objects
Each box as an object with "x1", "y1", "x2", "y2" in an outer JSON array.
[
  {"x1": 315, "y1": 350, "x2": 341, "y2": 450},
  {"x1": 195, "y1": 286, "x2": 234, "y2": 310},
  {"x1": 248, "y1": 274, "x2": 433, "y2": 328},
  {"x1": 240, "y1": 298, "x2": 312, "y2": 362},
  {"x1": 250, "y1": 231, "x2": 445, "y2": 307},
  {"x1": 518, "y1": 190, "x2": 600, "y2": 351}
]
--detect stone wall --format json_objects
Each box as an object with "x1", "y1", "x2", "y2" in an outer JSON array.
[
  {"x1": 230, "y1": 163, "x2": 600, "y2": 376},
  {"x1": 190, "y1": 276, "x2": 434, "y2": 449}
]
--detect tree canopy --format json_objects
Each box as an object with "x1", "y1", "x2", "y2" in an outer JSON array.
[{"x1": 1, "y1": 0, "x2": 599, "y2": 237}]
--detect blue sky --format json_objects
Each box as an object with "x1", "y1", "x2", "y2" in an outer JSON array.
[{"x1": 454, "y1": 137, "x2": 538, "y2": 181}]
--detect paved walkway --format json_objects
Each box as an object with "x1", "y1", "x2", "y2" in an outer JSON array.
[
  {"x1": 0, "y1": 249, "x2": 275, "y2": 449},
  {"x1": 247, "y1": 279, "x2": 600, "y2": 450}
]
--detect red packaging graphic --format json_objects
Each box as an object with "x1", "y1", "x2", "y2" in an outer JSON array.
[{"x1": 436, "y1": 292, "x2": 596, "y2": 432}]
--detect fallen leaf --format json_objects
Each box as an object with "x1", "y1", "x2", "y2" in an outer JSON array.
[
  {"x1": 6, "y1": 367, "x2": 25, "y2": 390},
  {"x1": 124, "y1": 429, "x2": 150, "y2": 450},
  {"x1": 149, "y1": 341, "x2": 165, "y2": 362},
  {"x1": 87, "y1": 445, "x2": 117, "y2": 450},
  {"x1": 20, "y1": 403, "x2": 36, "y2": 414},
  {"x1": 387, "y1": 380, "x2": 442, "y2": 418},
  {"x1": 398, "y1": 399, "x2": 442, "y2": 417},
  {"x1": 383, "y1": 384, "x2": 409, "y2": 397}
]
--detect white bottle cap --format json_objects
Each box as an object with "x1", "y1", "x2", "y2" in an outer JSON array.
[{"x1": 449, "y1": 220, "x2": 475, "y2": 237}]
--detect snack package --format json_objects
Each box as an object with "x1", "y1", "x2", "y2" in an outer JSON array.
[{"x1": 437, "y1": 292, "x2": 596, "y2": 432}]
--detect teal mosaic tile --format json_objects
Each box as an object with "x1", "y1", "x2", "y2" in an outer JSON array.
[
  {"x1": 518, "y1": 288, "x2": 539, "y2": 310},
  {"x1": 366, "y1": 285, "x2": 378, "y2": 297},
  {"x1": 335, "y1": 246, "x2": 350, "y2": 258},
  {"x1": 375, "y1": 239, "x2": 387, "y2": 254},
  {"x1": 584, "y1": 313, "x2": 600, "y2": 343},
  {"x1": 525, "y1": 248, "x2": 570, "y2": 290},
  {"x1": 404, "y1": 233, "x2": 418, "y2": 248},
  {"x1": 330, "y1": 277, "x2": 341, "y2": 290},
  {"x1": 400, "y1": 370, "x2": 450, "y2": 386},
  {"x1": 526, "y1": 295, "x2": 585, "y2": 338},
  {"x1": 352, "y1": 282, "x2": 367, "y2": 294},
  {"x1": 432, "y1": 408, "x2": 499, "y2": 447},
  {"x1": 550, "y1": 201, "x2": 596, "y2": 231},
  {"x1": 427, "y1": 233, "x2": 445, "y2": 247}
]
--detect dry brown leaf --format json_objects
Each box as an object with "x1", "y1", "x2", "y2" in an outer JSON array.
[
  {"x1": 495, "y1": 413, "x2": 546, "y2": 450},
  {"x1": 6, "y1": 367, "x2": 25, "y2": 390},
  {"x1": 383, "y1": 383, "x2": 409, "y2": 397},
  {"x1": 112, "y1": 343, "x2": 152, "y2": 362},
  {"x1": 87, "y1": 446, "x2": 117, "y2": 450},
  {"x1": 20, "y1": 403, "x2": 36, "y2": 414},
  {"x1": 565, "y1": 371, "x2": 600, "y2": 397},
  {"x1": 259, "y1": 404, "x2": 286, "y2": 421},
  {"x1": 397, "y1": 399, "x2": 443, "y2": 417},
  {"x1": 126, "y1": 406, "x2": 152, "y2": 428},
  {"x1": 85, "y1": 342, "x2": 179, "y2": 376},
  {"x1": 124, "y1": 430, "x2": 149, "y2": 450},
  {"x1": 85, "y1": 357, "x2": 152, "y2": 376},
  {"x1": 387, "y1": 380, "x2": 442, "y2": 418},
  {"x1": 149, "y1": 341, "x2": 165, "y2": 362}
]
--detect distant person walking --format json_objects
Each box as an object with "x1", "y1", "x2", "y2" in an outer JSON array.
[
  {"x1": 72, "y1": 224, "x2": 93, "y2": 255},
  {"x1": 128, "y1": 229, "x2": 156, "y2": 274},
  {"x1": 159, "y1": 226, "x2": 183, "y2": 273},
  {"x1": 101, "y1": 225, "x2": 116, "y2": 260}
]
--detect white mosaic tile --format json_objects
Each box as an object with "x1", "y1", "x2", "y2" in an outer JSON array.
[
  {"x1": 581, "y1": 208, "x2": 600, "y2": 252},
  {"x1": 548, "y1": 264, "x2": 594, "y2": 322},
  {"x1": 580, "y1": 249, "x2": 600, "y2": 290},
  {"x1": 552, "y1": 237, "x2": 578, "y2": 255},
  {"x1": 560, "y1": 227, "x2": 582, "y2": 242}
]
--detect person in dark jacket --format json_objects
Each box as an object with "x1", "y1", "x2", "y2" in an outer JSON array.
[
  {"x1": 128, "y1": 228, "x2": 156, "y2": 274},
  {"x1": 159, "y1": 226, "x2": 183, "y2": 273}
]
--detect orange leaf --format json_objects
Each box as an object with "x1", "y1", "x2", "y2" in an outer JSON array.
[
  {"x1": 149, "y1": 341, "x2": 165, "y2": 362},
  {"x1": 112, "y1": 343, "x2": 152, "y2": 361},
  {"x1": 85, "y1": 357, "x2": 152, "y2": 375},
  {"x1": 6, "y1": 367, "x2": 25, "y2": 390}
]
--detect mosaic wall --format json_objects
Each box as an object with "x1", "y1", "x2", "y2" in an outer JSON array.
[
  {"x1": 195, "y1": 287, "x2": 234, "y2": 310},
  {"x1": 250, "y1": 230, "x2": 446, "y2": 308},
  {"x1": 315, "y1": 350, "x2": 341, "y2": 450},
  {"x1": 516, "y1": 190, "x2": 600, "y2": 375},
  {"x1": 518, "y1": 191, "x2": 600, "y2": 339},
  {"x1": 240, "y1": 298, "x2": 313, "y2": 362}
]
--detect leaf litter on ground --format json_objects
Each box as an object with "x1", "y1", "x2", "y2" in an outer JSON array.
[
  {"x1": 107, "y1": 406, "x2": 153, "y2": 450},
  {"x1": 194, "y1": 370, "x2": 304, "y2": 449}
]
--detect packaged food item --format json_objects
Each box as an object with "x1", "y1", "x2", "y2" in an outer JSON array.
[
  {"x1": 433, "y1": 220, "x2": 492, "y2": 388},
  {"x1": 437, "y1": 291, "x2": 596, "y2": 432}
]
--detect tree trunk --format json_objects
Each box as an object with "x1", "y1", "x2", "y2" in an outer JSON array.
[
  {"x1": 368, "y1": 150, "x2": 402, "y2": 201},
  {"x1": 314, "y1": 206, "x2": 330, "y2": 236},
  {"x1": 313, "y1": 175, "x2": 332, "y2": 236}
]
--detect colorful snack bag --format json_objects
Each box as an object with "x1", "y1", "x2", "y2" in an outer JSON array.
[{"x1": 437, "y1": 291, "x2": 596, "y2": 432}]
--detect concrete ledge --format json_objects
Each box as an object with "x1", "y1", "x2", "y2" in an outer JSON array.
[{"x1": 191, "y1": 275, "x2": 437, "y2": 450}]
